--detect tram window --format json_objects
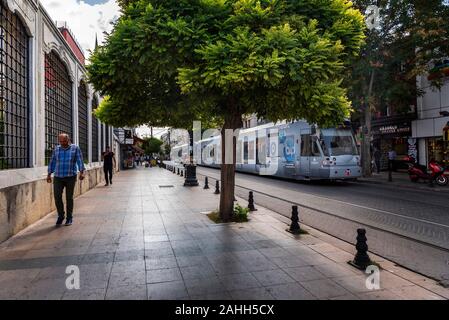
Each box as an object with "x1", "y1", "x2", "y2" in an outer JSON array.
[
  {"x1": 311, "y1": 138, "x2": 321, "y2": 156},
  {"x1": 256, "y1": 137, "x2": 266, "y2": 165},
  {"x1": 301, "y1": 135, "x2": 312, "y2": 156},
  {"x1": 243, "y1": 141, "x2": 249, "y2": 164},
  {"x1": 248, "y1": 141, "x2": 255, "y2": 161},
  {"x1": 236, "y1": 141, "x2": 242, "y2": 164}
]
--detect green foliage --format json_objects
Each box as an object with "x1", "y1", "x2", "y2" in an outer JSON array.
[
  {"x1": 207, "y1": 204, "x2": 250, "y2": 223},
  {"x1": 233, "y1": 204, "x2": 250, "y2": 222},
  {"x1": 348, "y1": 0, "x2": 449, "y2": 117},
  {"x1": 143, "y1": 137, "x2": 163, "y2": 155},
  {"x1": 88, "y1": 0, "x2": 365, "y2": 129}
]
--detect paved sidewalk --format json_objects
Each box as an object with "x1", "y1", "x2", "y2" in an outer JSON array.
[
  {"x1": 358, "y1": 171, "x2": 449, "y2": 193},
  {"x1": 0, "y1": 168, "x2": 447, "y2": 300}
]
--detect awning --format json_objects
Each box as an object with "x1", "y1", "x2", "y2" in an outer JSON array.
[{"x1": 131, "y1": 145, "x2": 145, "y2": 153}]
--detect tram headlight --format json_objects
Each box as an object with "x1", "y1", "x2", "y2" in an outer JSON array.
[{"x1": 322, "y1": 158, "x2": 333, "y2": 167}]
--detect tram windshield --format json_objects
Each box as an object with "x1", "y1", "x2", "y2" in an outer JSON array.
[{"x1": 320, "y1": 129, "x2": 358, "y2": 156}]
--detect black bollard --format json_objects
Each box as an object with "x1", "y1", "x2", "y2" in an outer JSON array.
[
  {"x1": 204, "y1": 177, "x2": 210, "y2": 189},
  {"x1": 214, "y1": 180, "x2": 220, "y2": 194},
  {"x1": 286, "y1": 206, "x2": 301, "y2": 234},
  {"x1": 173, "y1": 167, "x2": 176, "y2": 174},
  {"x1": 248, "y1": 191, "x2": 257, "y2": 211},
  {"x1": 183, "y1": 164, "x2": 199, "y2": 187},
  {"x1": 349, "y1": 229, "x2": 372, "y2": 270},
  {"x1": 177, "y1": 168, "x2": 180, "y2": 175},
  {"x1": 180, "y1": 170, "x2": 184, "y2": 177}
]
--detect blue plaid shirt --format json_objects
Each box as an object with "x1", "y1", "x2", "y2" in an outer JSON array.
[{"x1": 48, "y1": 144, "x2": 85, "y2": 178}]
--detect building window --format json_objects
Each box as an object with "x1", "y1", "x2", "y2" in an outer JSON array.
[
  {"x1": 45, "y1": 51, "x2": 73, "y2": 164},
  {"x1": 78, "y1": 81, "x2": 88, "y2": 161},
  {"x1": 91, "y1": 96, "x2": 99, "y2": 162},
  {"x1": 0, "y1": 3, "x2": 29, "y2": 170}
]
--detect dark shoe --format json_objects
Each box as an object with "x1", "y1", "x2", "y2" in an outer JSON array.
[
  {"x1": 104, "y1": 183, "x2": 109, "y2": 187},
  {"x1": 65, "y1": 218, "x2": 73, "y2": 226},
  {"x1": 110, "y1": 181, "x2": 113, "y2": 185},
  {"x1": 56, "y1": 217, "x2": 64, "y2": 226}
]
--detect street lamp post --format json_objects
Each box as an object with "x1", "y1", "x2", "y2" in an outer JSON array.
[{"x1": 184, "y1": 129, "x2": 199, "y2": 187}]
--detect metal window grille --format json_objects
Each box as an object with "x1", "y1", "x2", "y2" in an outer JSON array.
[
  {"x1": 45, "y1": 51, "x2": 73, "y2": 164},
  {"x1": 0, "y1": 3, "x2": 29, "y2": 170},
  {"x1": 91, "y1": 96, "x2": 99, "y2": 162},
  {"x1": 78, "y1": 81, "x2": 88, "y2": 161},
  {"x1": 100, "y1": 123, "x2": 104, "y2": 153},
  {"x1": 105, "y1": 124, "x2": 110, "y2": 148}
]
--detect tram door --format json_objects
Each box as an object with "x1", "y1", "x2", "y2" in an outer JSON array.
[{"x1": 300, "y1": 132, "x2": 312, "y2": 177}]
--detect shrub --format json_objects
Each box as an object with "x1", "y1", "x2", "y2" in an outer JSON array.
[{"x1": 233, "y1": 204, "x2": 249, "y2": 223}]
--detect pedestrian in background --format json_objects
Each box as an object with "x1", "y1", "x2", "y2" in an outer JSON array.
[
  {"x1": 388, "y1": 147, "x2": 397, "y2": 172},
  {"x1": 373, "y1": 148, "x2": 381, "y2": 174},
  {"x1": 47, "y1": 133, "x2": 85, "y2": 226},
  {"x1": 102, "y1": 146, "x2": 116, "y2": 186}
]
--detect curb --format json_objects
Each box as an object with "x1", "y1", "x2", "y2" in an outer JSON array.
[{"x1": 356, "y1": 178, "x2": 449, "y2": 193}]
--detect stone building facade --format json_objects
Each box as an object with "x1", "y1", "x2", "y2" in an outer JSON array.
[{"x1": 0, "y1": 0, "x2": 113, "y2": 243}]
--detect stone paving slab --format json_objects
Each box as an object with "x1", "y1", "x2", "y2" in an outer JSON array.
[{"x1": 0, "y1": 167, "x2": 447, "y2": 300}]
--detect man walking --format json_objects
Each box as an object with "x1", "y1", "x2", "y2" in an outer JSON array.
[
  {"x1": 47, "y1": 133, "x2": 85, "y2": 226},
  {"x1": 102, "y1": 146, "x2": 116, "y2": 186}
]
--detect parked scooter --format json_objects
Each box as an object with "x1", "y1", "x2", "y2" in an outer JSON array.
[{"x1": 407, "y1": 157, "x2": 448, "y2": 186}]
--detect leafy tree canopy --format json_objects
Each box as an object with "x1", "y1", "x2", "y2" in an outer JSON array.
[
  {"x1": 143, "y1": 137, "x2": 164, "y2": 155},
  {"x1": 89, "y1": 0, "x2": 365, "y2": 129},
  {"x1": 348, "y1": 0, "x2": 449, "y2": 115}
]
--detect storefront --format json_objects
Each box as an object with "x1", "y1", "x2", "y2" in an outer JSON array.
[
  {"x1": 371, "y1": 116, "x2": 415, "y2": 170},
  {"x1": 412, "y1": 117, "x2": 449, "y2": 166},
  {"x1": 425, "y1": 122, "x2": 449, "y2": 166}
]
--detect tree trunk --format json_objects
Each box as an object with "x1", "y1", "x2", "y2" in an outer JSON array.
[
  {"x1": 362, "y1": 69, "x2": 375, "y2": 177},
  {"x1": 219, "y1": 111, "x2": 242, "y2": 222}
]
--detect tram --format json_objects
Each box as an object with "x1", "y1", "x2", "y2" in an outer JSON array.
[{"x1": 175, "y1": 120, "x2": 362, "y2": 181}]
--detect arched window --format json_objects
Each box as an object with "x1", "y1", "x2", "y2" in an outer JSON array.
[
  {"x1": 45, "y1": 51, "x2": 73, "y2": 164},
  {"x1": 91, "y1": 96, "x2": 99, "y2": 162},
  {"x1": 78, "y1": 81, "x2": 88, "y2": 161},
  {"x1": 0, "y1": 2, "x2": 29, "y2": 170}
]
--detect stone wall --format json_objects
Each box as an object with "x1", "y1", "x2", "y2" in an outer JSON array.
[{"x1": 0, "y1": 166, "x2": 104, "y2": 244}]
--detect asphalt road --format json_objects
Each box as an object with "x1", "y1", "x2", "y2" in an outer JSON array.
[{"x1": 197, "y1": 166, "x2": 449, "y2": 250}]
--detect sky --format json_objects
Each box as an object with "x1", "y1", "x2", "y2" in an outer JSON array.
[
  {"x1": 40, "y1": 0, "x2": 120, "y2": 58},
  {"x1": 40, "y1": 0, "x2": 166, "y2": 135}
]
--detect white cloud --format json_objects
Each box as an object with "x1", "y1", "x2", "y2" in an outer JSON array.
[{"x1": 40, "y1": 0, "x2": 120, "y2": 58}]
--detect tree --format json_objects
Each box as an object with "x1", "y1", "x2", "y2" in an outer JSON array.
[
  {"x1": 88, "y1": 0, "x2": 365, "y2": 221},
  {"x1": 143, "y1": 137, "x2": 163, "y2": 155},
  {"x1": 349, "y1": 0, "x2": 449, "y2": 175}
]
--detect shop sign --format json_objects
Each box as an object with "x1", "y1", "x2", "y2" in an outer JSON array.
[
  {"x1": 374, "y1": 124, "x2": 411, "y2": 135},
  {"x1": 124, "y1": 130, "x2": 133, "y2": 145},
  {"x1": 407, "y1": 138, "x2": 417, "y2": 160}
]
